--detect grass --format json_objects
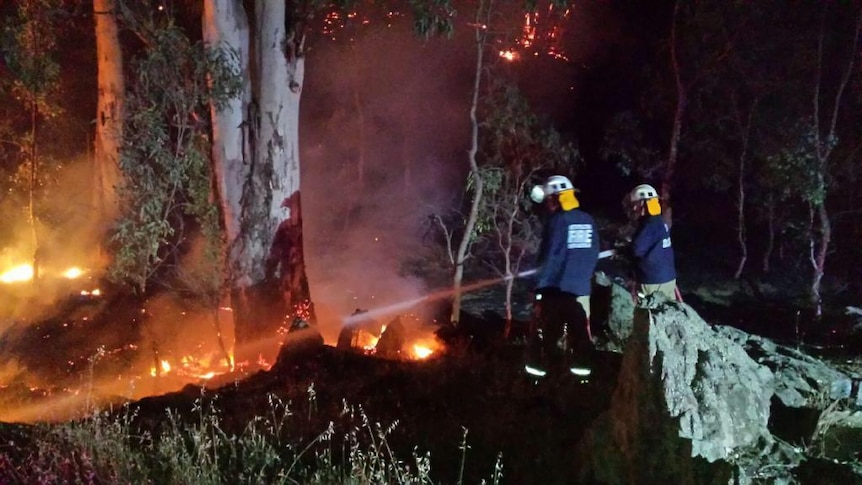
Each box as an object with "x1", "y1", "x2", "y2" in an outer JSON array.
[{"x1": 0, "y1": 384, "x2": 504, "y2": 484}]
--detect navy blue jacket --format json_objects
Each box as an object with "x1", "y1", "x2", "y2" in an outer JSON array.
[
  {"x1": 631, "y1": 215, "x2": 676, "y2": 284},
  {"x1": 535, "y1": 209, "x2": 599, "y2": 296}
]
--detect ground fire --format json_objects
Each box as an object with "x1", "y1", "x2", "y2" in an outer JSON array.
[
  {"x1": 0, "y1": 256, "x2": 446, "y2": 423},
  {"x1": 335, "y1": 309, "x2": 444, "y2": 361}
]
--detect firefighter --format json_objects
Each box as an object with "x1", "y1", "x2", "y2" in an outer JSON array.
[
  {"x1": 624, "y1": 183, "x2": 681, "y2": 302},
  {"x1": 526, "y1": 175, "x2": 599, "y2": 380}
]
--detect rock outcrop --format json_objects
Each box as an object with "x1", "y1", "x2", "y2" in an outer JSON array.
[
  {"x1": 579, "y1": 294, "x2": 805, "y2": 483},
  {"x1": 716, "y1": 325, "x2": 856, "y2": 409}
]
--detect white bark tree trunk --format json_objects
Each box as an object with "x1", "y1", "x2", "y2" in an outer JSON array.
[
  {"x1": 252, "y1": 0, "x2": 309, "y2": 309},
  {"x1": 203, "y1": 0, "x2": 313, "y2": 356},
  {"x1": 450, "y1": 4, "x2": 488, "y2": 326},
  {"x1": 93, "y1": 0, "x2": 124, "y2": 228},
  {"x1": 202, "y1": 0, "x2": 251, "y2": 287}
]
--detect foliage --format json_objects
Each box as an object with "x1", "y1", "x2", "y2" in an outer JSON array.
[
  {"x1": 765, "y1": 121, "x2": 831, "y2": 207},
  {"x1": 601, "y1": 111, "x2": 662, "y2": 179},
  {"x1": 408, "y1": 0, "x2": 457, "y2": 39},
  {"x1": 0, "y1": 0, "x2": 65, "y2": 253},
  {"x1": 109, "y1": 18, "x2": 241, "y2": 295},
  {"x1": 0, "y1": 0, "x2": 64, "y2": 118},
  {"x1": 474, "y1": 78, "x2": 580, "y2": 261}
]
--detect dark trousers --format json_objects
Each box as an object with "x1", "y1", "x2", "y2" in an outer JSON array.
[{"x1": 526, "y1": 290, "x2": 592, "y2": 374}]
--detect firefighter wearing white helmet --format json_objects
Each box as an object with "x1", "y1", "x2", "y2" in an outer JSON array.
[
  {"x1": 624, "y1": 183, "x2": 681, "y2": 302},
  {"x1": 525, "y1": 175, "x2": 599, "y2": 381}
]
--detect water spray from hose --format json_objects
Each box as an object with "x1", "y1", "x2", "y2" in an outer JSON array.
[{"x1": 342, "y1": 249, "x2": 615, "y2": 326}]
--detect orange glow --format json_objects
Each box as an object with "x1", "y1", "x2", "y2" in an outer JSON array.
[
  {"x1": 408, "y1": 337, "x2": 442, "y2": 360},
  {"x1": 355, "y1": 329, "x2": 381, "y2": 352},
  {"x1": 150, "y1": 359, "x2": 172, "y2": 377},
  {"x1": 499, "y1": 50, "x2": 518, "y2": 61},
  {"x1": 148, "y1": 351, "x2": 235, "y2": 381},
  {"x1": 1, "y1": 264, "x2": 33, "y2": 283},
  {"x1": 62, "y1": 267, "x2": 84, "y2": 279},
  {"x1": 257, "y1": 353, "x2": 272, "y2": 370}
]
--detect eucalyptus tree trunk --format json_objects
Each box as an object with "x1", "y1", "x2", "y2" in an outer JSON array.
[
  {"x1": 731, "y1": 96, "x2": 756, "y2": 280},
  {"x1": 203, "y1": 0, "x2": 313, "y2": 355},
  {"x1": 450, "y1": 3, "x2": 488, "y2": 326},
  {"x1": 203, "y1": 0, "x2": 249, "y2": 280},
  {"x1": 93, "y1": 0, "x2": 124, "y2": 227},
  {"x1": 203, "y1": 0, "x2": 250, "y2": 369},
  {"x1": 251, "y1": 0, "x2": 312, "y2": 318}
]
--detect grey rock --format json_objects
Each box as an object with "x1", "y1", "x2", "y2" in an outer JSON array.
[
  {"x1": 578, "y1": 295, "x2": 805, "y2": 484},
  {"x1": 715, "y1": 325, "x2": 853, "y2": 409}
]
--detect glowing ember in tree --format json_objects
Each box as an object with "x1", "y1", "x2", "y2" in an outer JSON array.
[
  {"x1": 499, "y1": 50, "x2": 518, "y2": 61},
  {"x1": 497, "y1": 3, "x2": 571, "y2": 62}
]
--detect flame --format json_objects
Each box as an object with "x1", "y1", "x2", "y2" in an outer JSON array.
[
  {"x1": 499, "y1": 50, "x2": 518, "y2": 61},
  {"x1": 150, "y1": 359, "x2": 171, "y2": 377},
  {"x1": 408, "y1": 337, "x2": 442, "y2": 360},
  {"x1": 412, "y1": 344, "x2": 434, "y2": 359},
  {"x1": 1, "y1": 264, "x2": 33, "y2": 283},
  {"x1": 0, "y1": 263, "x2": 92, "y2": 283},
  {"x1": 62, "y1": 267, "x2": 84, "y2": 279},
  {"x1": 355, "y1": 329, "x2": 381, "y2": 352}
]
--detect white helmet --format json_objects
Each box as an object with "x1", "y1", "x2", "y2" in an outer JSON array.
[
  {"x1": 630, "y1": 184, "x2": 658, "y2": 203},
  {"x1": 530, "y1": 175, "x2": 574, "y2": 203}
]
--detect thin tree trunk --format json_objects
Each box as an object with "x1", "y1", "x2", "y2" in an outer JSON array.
[
  {"x1": 809, "y1": 203, "x2": 830, "y2": 318},
  {"x1": 732, "y1": 96, "x2": 755, "y2": 280},
  {"x1": 762, "y1": 194, "x2": 774, "y2": 273},
  {"x1": 29, "y1": 100, "x2": 39, "y2": 283},
  {"x1": 450, "y1": 3, "x2": 488, "y2": 326},
  {"x1": 502, "y1": 199, "x2": 517, "y2": 338},
  {"x1": 662, "y1": 0, "x2": 685, "y2": 229}
]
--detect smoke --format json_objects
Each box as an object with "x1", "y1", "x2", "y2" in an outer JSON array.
[
  {"x1": 0, "y1": 155, "x2": 106, "y2": 321},
  {"x1": 301, "y1": 21, "x2": 474, "y2": 341},
  {"x1": 298, "y1": 3, "x2": 624, "y2": 340}
]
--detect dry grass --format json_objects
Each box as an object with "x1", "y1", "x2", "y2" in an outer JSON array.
[{"x1": 0, "y1": 384, "x2": 503, "y2": 485}]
